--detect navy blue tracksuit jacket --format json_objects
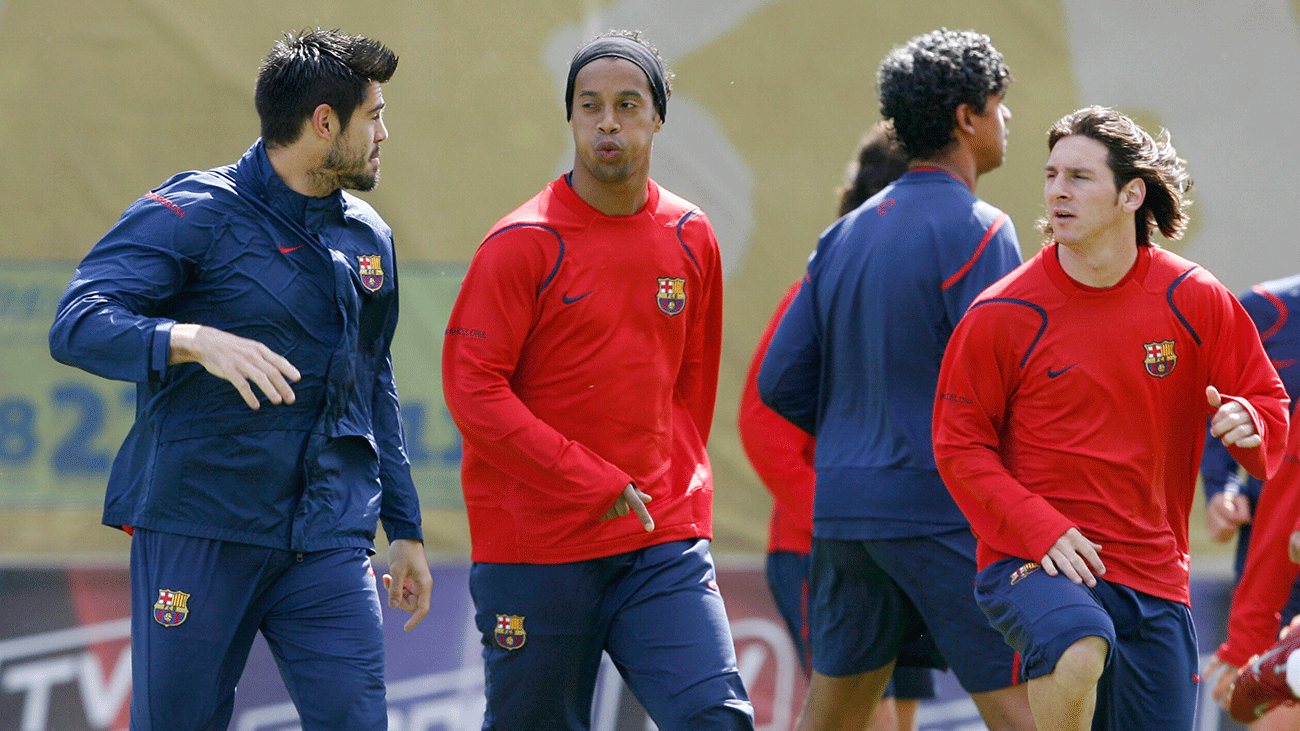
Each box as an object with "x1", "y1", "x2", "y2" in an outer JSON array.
[{"x1": 49, "y1": 140, "x2": 422, "y2": 551}]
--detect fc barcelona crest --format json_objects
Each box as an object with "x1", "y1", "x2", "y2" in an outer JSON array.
[
  {"x1": 657, "y1": 277, "x2": 686, "y2": 316},
  {"x1": 495, "y1": 614, "x2": 526, "y2": 650},
  {"x1": 1143, "y1": 340, "x2": 1177, "y2": 378},
  {"x1": 153, "y1": 588, "x2": 191, "y2": 627},
  {"x1": 1009, "y1": 562, "x2": 1040, "y2": 586},
  {"x1": 357, "y1": 255, "x2": 384, "y2": 292}
]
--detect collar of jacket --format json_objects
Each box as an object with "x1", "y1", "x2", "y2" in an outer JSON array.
[{"x1": 235, "y1": 139, "x2": 346, "y2": 232}]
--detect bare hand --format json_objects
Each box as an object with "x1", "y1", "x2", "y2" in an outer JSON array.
[
  {"x1": 1205, "y1": 655, "x2": 1242, "y2": 710},
  {"x1": 1291, "y1": 531, "x2": 1300, "y2": 564},
  {"x1": 169, "y1": 323, "x2": 300, "y2": 410},
  {"x1": 1206, "y1": 491, "x2": 1252, "y2": 543},
  {"x1": 1041, "y1": 527, "x2": 1105, "y2": 587},
  {"x1": 600, "y1": 483, "x2": 654, "y2": 531},
  {"x1": 382, "y1": 539, "x2": 433, "y2": 631},
  {"x1": 1208, "y1": 386, "x2": 1262, "y2": 448}
]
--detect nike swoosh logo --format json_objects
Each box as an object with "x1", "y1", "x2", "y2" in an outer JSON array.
[
  {"x1": 1047, "y1": 364, "x2": 1079, "y2": 378},
  {"x1": 562, "y1": 291, "x2": 594, "y2": 304},
  {"x1": 278, "y1": 244, "x2": 305, "y2": 254}
]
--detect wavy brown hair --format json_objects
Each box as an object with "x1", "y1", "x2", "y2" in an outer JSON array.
[{"x1": 1040, "y1": 106, "x2": 1192, "y2": 247}]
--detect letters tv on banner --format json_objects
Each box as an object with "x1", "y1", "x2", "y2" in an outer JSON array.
[{"x1": 0, "y1": 563, "x2": 1246, "y2": 731}]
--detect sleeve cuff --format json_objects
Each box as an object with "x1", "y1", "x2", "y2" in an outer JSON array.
[
  {"x1": 149, "y1": 320, "x2": 176, "y2": 381},
  {"x1": 381, "y1": 518, "x2": 423, "y2": 543}
]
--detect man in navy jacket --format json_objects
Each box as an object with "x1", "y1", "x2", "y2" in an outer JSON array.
[
  {"x1": 759, "y1": 29, "x2": 1033, "y2": 731},
  {"x1": 49, "y1": 29, "x2": 431, "y2": 731}
]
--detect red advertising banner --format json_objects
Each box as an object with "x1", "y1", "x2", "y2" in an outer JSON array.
[{"x1": 0, "y1": 562, "x2": 1242, "y2": 730}]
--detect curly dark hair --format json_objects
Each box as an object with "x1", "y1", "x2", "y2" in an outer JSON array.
[
  {"x1": 1039, "y1": 106, "x2": 1192, "y2": 247},
  {"x1": 837, "y1": 121, "x2": 910, "y2": 216},
  {"x1": 255, "y1": 29, "x2": 399, "y2": 149},
  {"x1": 877, "y1": 29, "x2": 1011, "y2": 161}
]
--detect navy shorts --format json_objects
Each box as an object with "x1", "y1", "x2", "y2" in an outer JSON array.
[
  {"x1": 975, "y1": 557, "x2": 1199, "y2": 730},
  {"x1": 766, "y1": 550, "x2": 812, "y2": 674},
  {"x1": 808, "y1": 531, "x2": 1017, "y2": 694},
  {"x1": 470, "y1": 538, "x2": 754, "y2": 731},
  {"x1": 767, "y1": 550, "x2": 935, "y2": 700},
  {"x1": 129, "y1": 528, "x2": 385, "y2": 731}
]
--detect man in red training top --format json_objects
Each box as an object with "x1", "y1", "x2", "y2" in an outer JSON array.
[
  {"x1": 1197, "y1": 272, "x2": 1300, "y2": 729},
  {"x1": 933, "y1": 106, "x2": 1289, "y2": 730},
  {"x1": 441, "y1": 29, "x2": 753, "y2": 731}
]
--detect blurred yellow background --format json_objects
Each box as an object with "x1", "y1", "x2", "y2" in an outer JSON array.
[{"x1": 2, "y1": 0, "x2": 1294, "y2": 568}]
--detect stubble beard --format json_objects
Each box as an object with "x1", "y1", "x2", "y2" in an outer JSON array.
[
  {"x1": 588, "y1": 160, "x2": 632, "y2": 184},
  {"x1": 582, "y1": 147, "x2": 638, "y2": 186},
  {"x1": 314, "y1": 139, "x2": 379, "y2": 193}
]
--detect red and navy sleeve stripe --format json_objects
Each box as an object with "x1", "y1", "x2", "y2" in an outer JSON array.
[{"x1": 942, "y1": 212, "x2": 1008, "y2": 291}]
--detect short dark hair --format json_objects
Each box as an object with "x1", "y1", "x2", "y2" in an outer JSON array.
[
  {"x1": 837, "y1": 121, "x2": 910, "y2": 216},
  {"x1": 877, "y1": 29, "x2": 1011, "y2": 161},
  {"x1": 255, "y1": 29, "x2": 398, "y2": 149},
  {"x1": 1041, "y1": 106, "x2": 1192, "y2": 247}
]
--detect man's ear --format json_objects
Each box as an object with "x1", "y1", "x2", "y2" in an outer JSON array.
[
  {"x1": 1120, "y1": 177, "x2": 1146, "y2": 213},
  {"x1": 954, "y1": 103, "x2": 977, "y2": 135},
  {"x1": 309, "y1": 103, "x2": 337, "y2": 141}
]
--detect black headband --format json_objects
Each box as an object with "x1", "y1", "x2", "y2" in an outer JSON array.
[{"x1": 565, "y1": 36, "x2": 668, "y2": 122}]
